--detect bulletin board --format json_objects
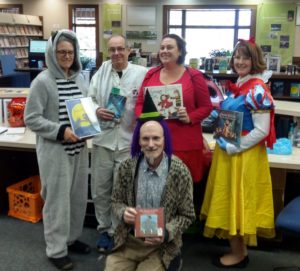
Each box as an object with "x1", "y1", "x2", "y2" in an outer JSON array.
[
  {"x1": 102, "y1": 3, "x2": 122, "y2": 60},
  {"x1": 256, "y1": 3, "x2": 296, "y2": 65},
  {"x1": 127, "y1": 6, "x2": 156, "y2": 26}
]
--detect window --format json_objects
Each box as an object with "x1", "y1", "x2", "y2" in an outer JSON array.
[
  {"x1": 0, "y1": 4, "x2": 22, "y2": 14},
  {"x1": 163, "y1": 5, "x2": 256, "y2": 62},
  {"x1": 69, "y1": 5, "x2": 99, "y2": 69}
]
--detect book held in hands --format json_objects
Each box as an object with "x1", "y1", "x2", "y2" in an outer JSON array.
[
  {"x1": 213, "y1": 109, "x2": 244, "y2": 147},
  {"x1": 65, "y1": 97, "x2": 101, "y2": 139},
  {"x1": 135, "y1": 208, "x2": 164, "y2": 238},
  {"x1": 145, "y1": 84, "x2": 183, "y2": 119},
  {"x1": 106, "y1": 92, "x2": 127, "y2": 121}
]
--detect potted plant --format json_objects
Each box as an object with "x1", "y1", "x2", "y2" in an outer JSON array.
[{"x1": 80, "y1": 56, "x2": 92, "y2": 70}]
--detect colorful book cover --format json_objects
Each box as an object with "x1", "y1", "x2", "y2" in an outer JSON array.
[
  {"x1": 65, "y1": 97, "x2": 101, "y2": 139},
  {"x1": 271, "y1": 81, "x2": 285, "y2": 97},
  {"x1": 218, "y1": 58, "x2": 228, "y2": 73},
  {"x1": 145, "y1": 84, "x2": 183, "y2": 119},
  {"x1": 135, "y1": 208, "x2": 164, "y2": 238},
  {"x1": 106, "y1": 93, "x2": 127, "y2": 120},
  {"x1": 213, "y1": 109, "x2": 244, "y2": 147}
]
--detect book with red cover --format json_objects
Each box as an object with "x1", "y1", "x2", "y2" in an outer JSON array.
[{"x1": 135, "y1": 208, "x2": 164, "y2": 238}]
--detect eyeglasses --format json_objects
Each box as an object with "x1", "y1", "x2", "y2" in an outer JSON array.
[
  {"x1": 160, "y1": 45, "x2": 175, "y2": 51},
  {"x1": 108, "y1": 47, "x2": 126, "y2": 53},
  {"x1": 233, "y1": 56, "x2": 251, "y2": 61},
  {"x1": 56, "y1": 50, "x2": 74, "y2": 57}
]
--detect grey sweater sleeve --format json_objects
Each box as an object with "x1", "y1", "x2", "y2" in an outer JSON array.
[{"x1": 24, "y1": 73, "x2": 62, "y2": 141}]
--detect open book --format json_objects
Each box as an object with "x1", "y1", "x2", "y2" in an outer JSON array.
[
  {"x1": 135, "y1": 208, "x2": 164, "y2": 238},
  {"x1": 145, "y1": 84, "x2": 183, "y2": 119},
  {"x1": 65, "y1": 97, "x2": 101, "y2": 139},
  {"x1": 213, "y1": 109, "x2": 244, "y2": 147}
]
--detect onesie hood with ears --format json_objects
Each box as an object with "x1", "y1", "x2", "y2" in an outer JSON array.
[{"x1": 45, "y1": 29, "x2": 82, "y2": 80}]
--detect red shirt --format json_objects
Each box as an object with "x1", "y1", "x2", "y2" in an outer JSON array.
[{"x1": 135, "y1": 66, "x2": 212, "y2": 151}]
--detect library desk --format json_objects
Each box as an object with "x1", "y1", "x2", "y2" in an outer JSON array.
[
  {"x1": 0, "y1": 93, "x2": 299, "y2": 220},
  {"x1": 0, "y1": 127, "x2": 299, "y2": 219}
]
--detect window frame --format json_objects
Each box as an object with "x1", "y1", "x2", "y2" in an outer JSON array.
[
  {"x1": 68, "y1": 4, "x2": 100, "y2": 68},
  {"x1": 163, "y1": 5, "x2": 257, "y2": 48}
]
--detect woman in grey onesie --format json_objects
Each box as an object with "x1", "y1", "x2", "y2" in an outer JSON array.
[{"x1": 25, "y1": 29, "x2": 90, "y2": 270}]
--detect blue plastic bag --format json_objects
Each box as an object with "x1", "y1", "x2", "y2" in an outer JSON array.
[{"x1": 267, "y1": 138, "x2": 292, "y2": 155}]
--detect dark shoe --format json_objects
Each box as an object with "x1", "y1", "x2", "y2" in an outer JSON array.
[
  {"x1": 48, "y1": 256, "x2": 73, "y2": 270},
  {"x1": 167, "y1": 253, "x2": 183, "y2": 271},
  {"x1": 96, "y1": 232, "x2": 114, "y2": 254},
  {"x1": 212, "y1": 255, "x2": 249, "y2": 268},
  {"x1": 68, "y1": 240, "x2": 91, "y2": 254}
]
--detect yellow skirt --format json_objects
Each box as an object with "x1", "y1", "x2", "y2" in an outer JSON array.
[{"x1": 200, "y1": 144, "x2": 275, "y2": 246}]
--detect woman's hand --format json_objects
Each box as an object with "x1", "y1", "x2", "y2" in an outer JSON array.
[
  {"x1": 63, "y1": 127, "x2": 81, "y2": 142},
  {"x1": 96, "y1": 107, "x2": 115, "y2": 121},
  {"x1": 123, "y1": 207, "x2": 137, "y2": 225},
  {"x1": 177, "y1": 107, "x2": 191, "y2": 124}
]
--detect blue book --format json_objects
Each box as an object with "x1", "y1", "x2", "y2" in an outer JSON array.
[{"x1": 106, "y1": 93, "x2": 127, "y2": 120}]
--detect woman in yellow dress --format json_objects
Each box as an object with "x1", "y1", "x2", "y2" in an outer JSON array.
[{"x1": 200, "y1": 38, "x2": 276, "y2": 268}]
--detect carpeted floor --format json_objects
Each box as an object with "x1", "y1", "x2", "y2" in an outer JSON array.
[{"x1": 1, "y1": 214, "x2": 300, "y2": 271}]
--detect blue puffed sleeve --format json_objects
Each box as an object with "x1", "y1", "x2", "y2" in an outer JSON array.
[{"x1": 245, "y1": 84, "x2": 273, "y2": 111}]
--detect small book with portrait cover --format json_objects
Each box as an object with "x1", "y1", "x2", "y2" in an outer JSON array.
[
  {"x1": 65, "y1": 97, "x2": 101, "y2": 139},
  {"x1": 213, "y1": 109, "x2": 244, "y2": 147},
  {"x1": 135, "y1": 208, "x2": 165, "y2": 238}
]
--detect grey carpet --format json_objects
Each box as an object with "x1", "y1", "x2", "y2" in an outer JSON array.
[{"x1": 1, "y1": 215, "x2": 300, "y2": 271}]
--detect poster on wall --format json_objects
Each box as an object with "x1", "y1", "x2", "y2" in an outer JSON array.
[
  {"x1": 287, "y1": 10, "x2": 294, "y2": 21},
  {"x1": 280, "y1": 35, "x2": 289, "y2": 48},
  {"x1": 266, "y1": 55, "x2": 281, "y2": 72},
  {"x1": 261, "y1": 45, "x2": 272, "y2": 53},
  {"x1": 271, "y1": 24, "x2": 281, "y2": 31}
]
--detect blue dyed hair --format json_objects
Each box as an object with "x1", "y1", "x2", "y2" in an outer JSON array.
[{"x1": 131, "y1": 120, "x2": 173, "y2": 158}]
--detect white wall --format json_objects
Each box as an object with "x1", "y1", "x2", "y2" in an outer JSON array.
[{"x1": 0, "y1": 0, "x2": 299, "y2": 56}]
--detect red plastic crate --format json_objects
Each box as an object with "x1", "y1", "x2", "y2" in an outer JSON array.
[{"x1": 6, "y1": 176, "x2": 43, "y2": 223}]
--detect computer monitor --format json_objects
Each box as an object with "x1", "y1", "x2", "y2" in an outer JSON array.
[
  {"x1": 29, "y1": 39, "x2": 47, "y2": 54},
  {"x1": 28, "y1": 39, "x2": 47, "y2": 68}
]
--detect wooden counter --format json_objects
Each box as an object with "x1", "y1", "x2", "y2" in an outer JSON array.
[
  {"x1": 203, "y1": 132, "x2": 300, "y2": 170},
  {"x1": 274, "y1": 100, "x2": 300, "y2": 117},
  {"x1": 0, "y1": 95, "x2": 299, "y2": 217},
  {"x1": 0, "y1": 88, "x2": 29, "y2": 98}
]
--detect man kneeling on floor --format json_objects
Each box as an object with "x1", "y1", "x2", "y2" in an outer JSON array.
[{"x1": 104, "y1": 91, "x2": 195, "y2": 271}]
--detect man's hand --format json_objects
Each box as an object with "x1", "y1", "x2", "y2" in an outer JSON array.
[
  {"x1": 144, "y1": 236, "x2": 164, "y2": 245},
  {"x1": 63, "y1": 127, "x2": 81, "y2": 142},
  {"x1": 96, "y1": 107, "x2": 115, "y2": 121},
  {"x1": 123, "y1": 207, "x2": 137, "y2": 225}
]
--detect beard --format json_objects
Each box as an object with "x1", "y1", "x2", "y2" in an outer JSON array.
[
  {"x1": 145, "y1": 155, "x2": 156, "y2": 166},
  {"x1": 142, "y1": 148, "x2": 163, "y2": 169}
]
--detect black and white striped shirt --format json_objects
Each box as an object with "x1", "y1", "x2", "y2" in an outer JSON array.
[{"x1": 57, "y1": 78, "x2": 85, "y2": 156}]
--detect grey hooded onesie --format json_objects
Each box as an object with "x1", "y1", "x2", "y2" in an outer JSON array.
[{"x1": 24, "y1": 29, "x2": 89, "y2": 258}]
